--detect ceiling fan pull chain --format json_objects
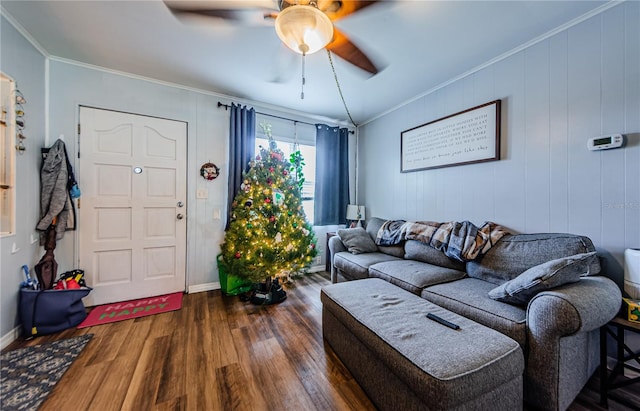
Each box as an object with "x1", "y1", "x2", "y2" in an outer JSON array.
[
  {"x1": 327, "y1": 50, "x2": 358, "y2": 127},
  {"x1": 300, "y1": 53, "x2": 306, "y2": 100}
]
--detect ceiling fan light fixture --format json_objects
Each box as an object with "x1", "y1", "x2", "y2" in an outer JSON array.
[{"x1": 275, "y1": 5, "x2": 333, "y2": 55}]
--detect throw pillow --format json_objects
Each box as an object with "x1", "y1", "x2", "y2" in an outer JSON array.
[
  {"x1": 488, "y1": 252, "x2": 596, "y2": 306},
  {"x1": 337, "y1": 227, "x2": 378, "y2": 254}
]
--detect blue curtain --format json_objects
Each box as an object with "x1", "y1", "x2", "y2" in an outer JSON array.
[
  {"x1": 314, "y1": 124, "x2": 350, "y2": 226},
  {"x1": 226, "y1": 103, "x2": 256, "y2": 230}
]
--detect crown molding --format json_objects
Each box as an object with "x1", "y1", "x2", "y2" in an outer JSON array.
[{"x1": 0, "y1": 6, "x2": 49, "y2": 58}]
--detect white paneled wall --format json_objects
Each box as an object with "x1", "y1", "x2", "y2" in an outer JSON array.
[{"x1": 359, "y1": 3, "x2": 639, "y2": 270}]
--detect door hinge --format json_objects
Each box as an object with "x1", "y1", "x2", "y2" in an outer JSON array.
[
  {"x1": 77, "y1": 198, "x2": 80, "y2": 209},
  {"x1": 77, "y1": 125, "x2": 81, "y2": 158}
]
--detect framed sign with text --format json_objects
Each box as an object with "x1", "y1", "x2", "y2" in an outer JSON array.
[{"x1": 401, "y1": 100, "x2": 501, "y2": 172}]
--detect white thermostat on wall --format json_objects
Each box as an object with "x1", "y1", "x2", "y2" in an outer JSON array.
[{"x1": 587, "y1": 134, "x2": 624, "y2": 151}]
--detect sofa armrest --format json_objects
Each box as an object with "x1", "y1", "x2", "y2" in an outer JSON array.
[
  {"x1": 527, "y1": 276, "x2": 621, "y2": 337},
  {"x1": 328, "y1": 235, "x2": 347, "y2": 283},
  {"x1": 524, "y1": 276, "x2": 621, "y2": 409}
]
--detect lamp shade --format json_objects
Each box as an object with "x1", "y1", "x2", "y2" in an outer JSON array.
[
  {"x1": 275, "y1": 5, "x2": 333, "y2": 55},
  {"x1": 346, "y1": 205, "x2": 365, "y2": 221}
]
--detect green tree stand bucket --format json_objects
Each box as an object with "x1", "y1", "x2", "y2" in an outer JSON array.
[{"x1": 217, "y1": 254, "x2": 252, "y2": 296}]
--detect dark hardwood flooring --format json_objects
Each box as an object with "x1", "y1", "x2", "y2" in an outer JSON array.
[{"x1": 3, "y1": 272, "x2": 639, "y2": 410}]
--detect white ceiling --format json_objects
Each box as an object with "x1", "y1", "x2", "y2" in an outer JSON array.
[{"x1": 1, "y1": 0, "x2": 611, "y2": 125}]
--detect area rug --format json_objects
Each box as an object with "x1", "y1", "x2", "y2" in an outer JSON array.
[
  {"x1": 77, "y1": 292, "x2": 183, "y2": 328},
  {"x1": 1, "y1": 334, "x2": 93, "y2": 411}
]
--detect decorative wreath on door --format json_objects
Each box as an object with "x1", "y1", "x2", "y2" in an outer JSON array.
[{"x1": 200, "y1": 162, "x2": 220, "y2": 180}]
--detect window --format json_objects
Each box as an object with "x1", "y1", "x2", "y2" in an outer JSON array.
[
  {"x1": 255, "y1": 137, "x2": 316, "y2": 224},
  {"x1": 254, "y1": 115, "x2": 317, "y2": 225},
  {"x1": 0, "y1": 73, "x2": 16, "y2": 237}
]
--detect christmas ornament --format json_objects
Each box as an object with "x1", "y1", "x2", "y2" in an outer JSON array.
[
  {"x1": 275, "y1": 232, "x2": 282, "y2": 243},
  {"x1": 245, "y1": 198, "x2": 253, "y2": 207},
  {"x1": 234, "y1": 252, "x2": 241, "y2": 259},
  {"x1": 273, "y1": 190, "x2": 284, "y2": 206}
]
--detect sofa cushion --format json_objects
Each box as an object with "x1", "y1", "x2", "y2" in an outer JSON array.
[
  {"x1": 337, "y1": 227, "x2": 378, "y2": 254},
  {"x1": 404, "y1": 240, "x2": 466, "y2": 271},
  {"x1": 366, "y1": 217, "x2": 405, "y2": 257},
  {"x1": 369, "y1": 260, "x2": 466, "y2": 295},
  {"x1": 466, "y1": 233, "x2": 600, "y2": 285},
  {"x1": 365, "y1": 216, "x2": 387, "y2": 239},
  {"x1": 488, "y1": 252, "x2": 596, "y2": 306},
  {"x1": 334, "y1": 251, "x2": 401, "y2": 280},
  {"x1": 422, "y1": 278, "x2": 527, "y2": 346}
]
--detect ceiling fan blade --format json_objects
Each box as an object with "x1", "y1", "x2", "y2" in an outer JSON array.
[
  {"x1": 319, "y1": 0, "x2": 380, "y2": 21},
  {"x1": 326, "y1": 28, "x2": 378, "y2": 74},
  {"x1": 164, "y1": 1, "x2": 278, "y2": 25}
]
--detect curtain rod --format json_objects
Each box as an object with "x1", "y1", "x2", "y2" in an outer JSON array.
[{"x1": 217, "y1": 102, "x2": 354, "y2": 134}]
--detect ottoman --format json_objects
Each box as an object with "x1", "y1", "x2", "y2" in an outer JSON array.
[{"x1": 321, "y1": 278, "x2": 524, "y2": 411}]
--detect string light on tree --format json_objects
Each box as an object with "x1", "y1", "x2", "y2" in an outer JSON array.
[{"x1": 221, "y1": 122, "x2": 317, "y2": 285}]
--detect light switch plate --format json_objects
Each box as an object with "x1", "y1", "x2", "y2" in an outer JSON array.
[{"x1": 196, "y1": 188, "x2": 208, "y2": 199}]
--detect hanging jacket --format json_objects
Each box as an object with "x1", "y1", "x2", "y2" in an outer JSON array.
[{"x1": 37, "y1": 139, "x2": 75, "y2": 239}]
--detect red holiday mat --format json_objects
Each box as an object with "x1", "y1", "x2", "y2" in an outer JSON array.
[{"x1": 77, "y1": 292, "x2": 183, "y2": 328}]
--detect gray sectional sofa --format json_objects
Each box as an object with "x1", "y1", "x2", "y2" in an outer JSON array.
[{"x1": 325, "y1": 217, "x2": 622, "y2": 411}]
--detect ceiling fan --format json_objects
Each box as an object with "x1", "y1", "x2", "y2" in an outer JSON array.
[{"x1": 164, "y1": 0, "x2": 381, "y2": 75}]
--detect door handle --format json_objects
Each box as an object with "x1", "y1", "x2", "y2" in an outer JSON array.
[{"x1": 177, "y1": 214, "x2": 184, "y2": 220}]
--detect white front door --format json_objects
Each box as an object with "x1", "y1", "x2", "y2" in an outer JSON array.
[{"x1": 78, "y1": 107, "x2": 187, "y2": 306}]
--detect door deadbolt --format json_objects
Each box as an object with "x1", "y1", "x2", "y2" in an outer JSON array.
[{"x1": 177, "y1": 201, "x2": 184, "y2": 208}]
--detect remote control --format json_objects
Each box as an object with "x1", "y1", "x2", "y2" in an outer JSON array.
[{"x1": 427, "y1": 313, "x2": 460, "y2": 330}]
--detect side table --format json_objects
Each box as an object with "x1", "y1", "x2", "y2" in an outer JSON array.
[
  {"x1": 325, "y1": 232, "x2": 337, "y2": 272},
  {"x1": 599, "y1": 316, "x2": 640, "y2": 408}
]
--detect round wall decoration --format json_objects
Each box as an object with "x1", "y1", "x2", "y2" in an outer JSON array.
[{"x1": 200, "y1": 162, "x2": 220, "y2": 180}]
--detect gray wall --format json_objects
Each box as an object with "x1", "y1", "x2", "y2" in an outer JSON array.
[
  {"x1": 359, "y1": 2, "x2": 639, "y2": 274},
  {"x1": 0, "y1": 15, "x2": 47, "y2": 342}
]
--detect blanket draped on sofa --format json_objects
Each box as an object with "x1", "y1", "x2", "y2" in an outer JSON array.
[{"x1": 375, "y1": 220, "x2": 510, "y2": 261}]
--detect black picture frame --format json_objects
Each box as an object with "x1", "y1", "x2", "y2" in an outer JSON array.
[{"x1": 401, "y1": 100, "x2": 501, "y2": 172}]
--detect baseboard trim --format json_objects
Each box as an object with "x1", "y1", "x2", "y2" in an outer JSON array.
[
  {"x1": 188, "y1": 266, "x2": 324, "y2": 294},
  {"x1": 188, "y1": 282, "x2": 221, "y2": 294},
  {"x1": 1, "y1": 325, "x2": 21, "y2": 350}
]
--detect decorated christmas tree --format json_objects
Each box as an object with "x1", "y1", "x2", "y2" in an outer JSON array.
[{"x1": 221, "y1": 124, "x2": 317, "y2": 288}]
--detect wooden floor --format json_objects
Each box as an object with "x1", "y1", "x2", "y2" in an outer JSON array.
[{"x1": 4, "y1": 272, "x2": 639, "y2": 411}]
